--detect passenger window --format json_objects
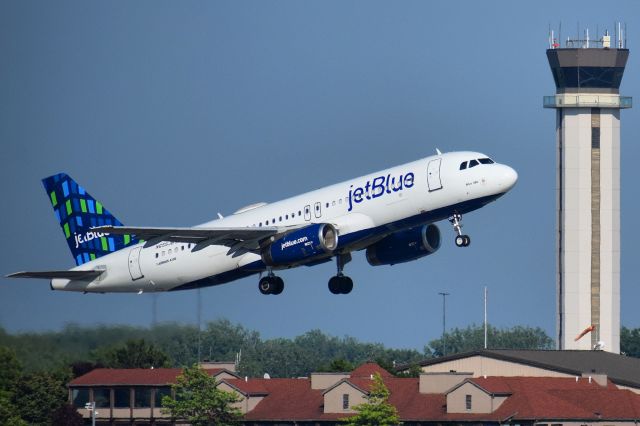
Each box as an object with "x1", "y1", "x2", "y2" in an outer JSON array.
[
  {"x1": 460, "y1": 162, "x2": 467, "y2": 170},
  {"x1": 285, "y1": 215, "x2": 288, "y2": 220},
  {"x1": 259, "y1": 222, "x2": 262, "y2": 226},
  {"x1": 479, "y1": 158, "x2": 494, "y2": 164},
  {"x1": 266, "y1": 220, "x2": 269, "y2": 225},
  {"x1": 469, "y1": 159, "x2": 479, "y2": 168},
  {"x1": 155, "y1": 253, "x2": 159, "y2": 258},
  {"x1": 279, "y1": 216, "x2": 282, "y2": 222},
  {"x1": 326, "y1": 202, "x2": 329, "y2": 208}
]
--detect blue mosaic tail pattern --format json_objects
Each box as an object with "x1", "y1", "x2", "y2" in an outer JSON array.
[{"x1": 42, "y1": 173, "x2": 139, "y2": 266}]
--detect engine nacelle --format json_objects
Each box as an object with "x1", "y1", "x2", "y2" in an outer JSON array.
[
  {"x1": 262, "y1": 223, "x2": 338, "y2": 267},
  {"x1": 365, "y1": 224, "x2": 441, "y2": 266}
]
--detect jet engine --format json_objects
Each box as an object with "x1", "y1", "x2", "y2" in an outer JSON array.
[
  {"x1": 262, "y1": 223, "x2": 338, "y2": 267},
  {"x1": 365, "y1": 224, "x2": 441, "y2": 266}
]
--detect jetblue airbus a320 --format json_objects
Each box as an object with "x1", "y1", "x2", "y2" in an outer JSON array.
[{"x1": 8, "y1": 151, "x2": 517, "y2": 295}]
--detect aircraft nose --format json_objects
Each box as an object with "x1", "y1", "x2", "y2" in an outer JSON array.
[{"x1": 499, "y1": 165, "x2": 518, "y2": 191}]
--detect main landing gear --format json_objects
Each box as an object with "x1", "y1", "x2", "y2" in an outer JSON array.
[
  {"x1": 328, "y1": 253, "x2": 353, "y2": 295},
  {"x1": 258, "y1": 272, "x2": 284, "y2": 295},
  {"x1": 449, "y1": 213, "x2": 471, "y2": 247},
  {"x1": 258, "y1": 253, "x2": 354, "y2": 296}
]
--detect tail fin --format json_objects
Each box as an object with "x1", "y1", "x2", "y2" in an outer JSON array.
[{"x1": 42, "y1": 173, "x2": 139, "y2": 266}]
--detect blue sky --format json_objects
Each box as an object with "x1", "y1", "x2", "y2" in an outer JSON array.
[{"x1": 1, "y1": 1, "x2": 639, "y2": 351}]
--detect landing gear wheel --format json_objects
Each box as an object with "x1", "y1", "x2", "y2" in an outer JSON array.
[
  {"x1": 259, "y1": 276, "x2": 273, "y2": 295},
  {"x1": 329, "y1": 253, "x2": 354, "y2": 294},
  {"x1": 272, "y1": 276, "x2": 284, "y2": 295},
  {"x1": 328, "y1": 276, "x2": 342, "y2": 294},
  {"x1": 455, "y1": 235, "x2": 471, "y2": 247},
  {"x1": 328, "y1": 275, "x2": 353, "y2": 294},
  {"x1": 259, "y1": 275, "x2": 284, "y2": 295},
  {"x1": 341, "y1": 276, "x2": 353, "y2": 294}
]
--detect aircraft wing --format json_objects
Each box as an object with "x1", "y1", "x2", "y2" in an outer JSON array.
[
  {"x1": 7, "y1": 270, "x2": 104, "y2": 280},
  {"x1": 92, "y1": 225, "x2": 296, "y2": 257}
]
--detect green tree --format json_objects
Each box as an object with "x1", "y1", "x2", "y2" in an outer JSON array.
[
  {"x1": 50, "y1": 403, "x2": 84, "y2": 426},
  {"x1": 161, "y1": 364, "x2": 242, "y2": 425},
  {"x1": 321, "y1": 358, "x2": 355, "y2": 372},
  {"x1": 621, "y1": 326, "x2": 640, "y2": 358},
  {"x1": 342, "y1": 372, "x2": 401, "y2": 426},
  {"x1": 95, "y1": 338, "x2": 171, "y2": 368},
  {"x1": 12, "y1": 370, "x2": 70, "y2": 425},
  {"x1": 0, "y1": 346, "x2": 26, "y2": 425},
  {"x1": 0, "y1": 392, "x2": 27, "y2": 426},
  {"x1": 426, "y1": 324, "x2": 554, "y2": 357}
]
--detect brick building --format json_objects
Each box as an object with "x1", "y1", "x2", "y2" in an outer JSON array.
[{"x1": 69, "y1": 357, "x2": 640, "y2": 425}]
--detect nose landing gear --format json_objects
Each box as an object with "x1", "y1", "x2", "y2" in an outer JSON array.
[{"x1": 449, "y1": 213, "x2": 471, "y2": 247}]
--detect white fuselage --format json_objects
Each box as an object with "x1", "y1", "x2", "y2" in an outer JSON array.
[{"x1": 52, "y1": 151, "x2": 517, "y2": 292}]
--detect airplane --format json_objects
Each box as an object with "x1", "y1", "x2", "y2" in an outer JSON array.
[{"x1": 7, "y1": 151, "x2": 517, "y2": 295}]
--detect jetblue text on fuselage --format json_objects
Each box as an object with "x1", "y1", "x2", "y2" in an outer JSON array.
[
  {"x1": 347, "y1": 172, "x2": 415, "y2": 212},
  {"x1": 74, "y1": 231, "x2": 108, "y2": 248}
]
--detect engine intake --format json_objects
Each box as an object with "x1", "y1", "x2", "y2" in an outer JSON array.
[
  {"x1": 262, "y1": 223, "x2": 338, "y2": 267},
  {"x1": 366, "y1": 224, "x2": 441, "y2": 266}
]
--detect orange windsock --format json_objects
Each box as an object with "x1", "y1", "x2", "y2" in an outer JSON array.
[{"x1": 574, "y1": 324, "x2": 596, "y2": 341}]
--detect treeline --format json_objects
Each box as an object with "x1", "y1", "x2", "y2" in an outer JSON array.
[
  {"x1": 0, "y1": 319, "x2": 425, "y2": 377},
  {"x1": 2, "y1": 321, "x2": 640, "y2": 378}
]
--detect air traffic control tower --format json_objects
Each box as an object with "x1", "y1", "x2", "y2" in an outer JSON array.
[{"x1": 544, "y1": 28, "x2": 631, "y2": 353}]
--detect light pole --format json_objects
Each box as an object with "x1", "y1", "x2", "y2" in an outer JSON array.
[
  {"x1": 85, "y1": 401, "x2": 97, "y2": 426},
  {"x1": 438, "y1": 292, "x2": 450, "y2": 356}
]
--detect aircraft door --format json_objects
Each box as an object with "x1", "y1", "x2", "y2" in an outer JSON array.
[
  {"x1": 304, "y1": 205, "x2": 311, "y2": 221},
  {"x1": 427, "y1": 159, "x2": 443, "y2": 192},
  {"x1": 314, "y1": 202, "x2": 322, "y2": 218},
  {"x1": 128, "y1": 247, "x2": 144, "y2": 281}
]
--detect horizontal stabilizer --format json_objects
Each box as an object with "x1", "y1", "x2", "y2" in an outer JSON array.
[{"x1": 6, "y1": 270, "x2": 104, "y2": 280}]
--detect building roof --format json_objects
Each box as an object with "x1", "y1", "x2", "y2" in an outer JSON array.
[
  {"x1": 69, "y1": 368, "x2": 232, "y2": 386},
  {"x1": 464, "y1": 376, "x2": 640, "y2": 420},
  {"x1": 413, "y1": 349, "x2": 640, "y2": 389},
  {"x1": 350, "y1": 362, "x2": 393, "y2": 378},
  {"x1": 243, "y1": 374, "x2": 640, "y2": 421},
  {"x1": 68, "y1": 361, "x2": 640, "y2": 421}
]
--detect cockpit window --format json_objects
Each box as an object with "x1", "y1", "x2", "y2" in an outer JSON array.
[
  {"x1": 459, "y1": 162, "x2": 467, "y2": 170},
  {"x1": 479, "y1": 158, "x2": 495, "y2": 164},
  {"x1": 469, "y1": 159, "x2": 479, "y2": 168}
]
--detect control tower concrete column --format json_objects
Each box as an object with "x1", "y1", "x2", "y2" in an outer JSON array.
[{"x1": 544, "y1": 35, "x2": 631, "y2": 353}]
